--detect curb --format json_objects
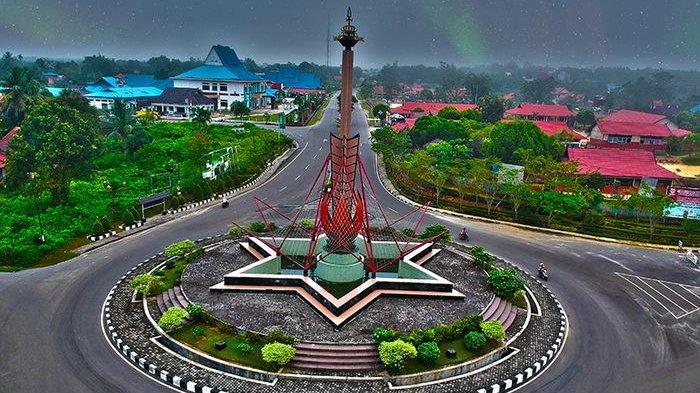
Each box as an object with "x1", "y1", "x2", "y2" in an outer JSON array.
[
  {"x1": 474, "y1": 260, "x2": 569, "y2": 393},
  {"x1": 88, "y1": 230, "x2": 117, "y2": 242},
  {"x1": 119, "y1": 222, "x2": 144, "y2": 232},
  {"x1": 373, "y1": 153, "x2": 679, "y2": 251},
  {"x1": 102, "y1": 236, "x2": 235, "y2": 393}
]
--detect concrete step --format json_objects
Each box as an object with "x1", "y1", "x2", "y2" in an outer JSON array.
[
  {"x1": 155, "y1": 293, "x2": 167, "y2": 314},
  {"x1": 291, "y1": 355, "x2": 380, "y2": 365},
  {"x1": 502, "y1": 307, "x2": 518, "y2": 331},
  {"x1": 173, "y1": 286, "x2": 190, "y2": 307},
  {"x1": 167, "y1": 288, "x2": 186, "y2": 309},
  {"x1": 482, "y1": 296, "x2": 503, "y2": 321},
  {"x1": 162, "y1": 289, "x2": 176, "y2": 309},
  {"x1": 494, "y1": 300, "x2": 512, "y2": 323},
  {"x1": 294, "y1": 349, "x2": 379, "y2": 358},
  {"x1": 295, "y1": 342, "x2": 377, "y2": 352},
  {"x1": 288, "y1": 361, "x2": 383, "y2": 371}
]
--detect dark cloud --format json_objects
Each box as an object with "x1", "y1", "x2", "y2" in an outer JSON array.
[{"x1": 0, "y1": 0, "x2": 697, "y2": 69}]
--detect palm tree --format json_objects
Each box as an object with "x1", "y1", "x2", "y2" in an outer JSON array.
[
  {"x1": 0, "y1": 66, "x2": 43, "y2": 126},
  {"x1": 102, "y1": 99, "x2": 138, "y2": 138}
]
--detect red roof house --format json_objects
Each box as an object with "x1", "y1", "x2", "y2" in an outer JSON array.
[
  {"x1": 566, "y1": 148, "x2": 679, "y2": 194},
  {"x1": 0, "y1": 126, "x2": 19, "y2": 152},
  {"x1": 532, "y1": 121, "x2": 586, "y2": 141},
  {"x1": 390, "y1": 102, "x2": 478, "y2": 119},
  {"x1": 0, "y1": 151, "x2": 6, "y2": 179},
  {"x1": 504, "y1": 103, "x2": 573, "y2": 121},
  {"x1": 602, "y1": 109, "x2": 667, "y2": 124},
  {"x1": 589, "y1": 119, "x2": 675, "y2": 152},
  {"x1": 391, "y1": 118, "x2": 417, "y2": 132}
]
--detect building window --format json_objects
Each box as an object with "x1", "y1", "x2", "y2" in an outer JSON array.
[
  {"x1": 607, "y1": 135, "x2": 631, "y2": 144},
  {"x1": 211, "y1": 83, "x2": 218, "y2": 92},
  {"x1": 641, "y1": 137, "x2": 662, "y2": 145},
  {"x1": 202, "y1": 82, "x2": 210, "y2": 91},
  {"x1": 219, "y1": 83, "x2": 227, "y2": 92},
  {"x1": 220, "y1": 100, "x2": 228, "y2": 109}
]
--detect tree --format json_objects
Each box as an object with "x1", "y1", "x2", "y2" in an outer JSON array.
[
  {"x1": 418, "y1": 89, "x2": 434, "y2": 101},
  {"x1": 378, "y1": 62, "x2": 400, "y2": 99},
  {"x1": 425, "y1": 140, "x2": 471, "y2": 167},
  {"x1": 370, "y1": 126, "x2": 411, "y2": 162},
  {"x1": 487, "y1": 121, "x2": 562, "y2": 164},
  {"x1": 409, "y1": 115, "x2": 470, "y2": 146},
  {"x1": 537, "y1": 190, "x2": 586, "y2": 227},
  {"x1": 468, "y1": 159, "x2": 503, "y2": 214},
  {"x1": 191, "y1": 107, "x2": 212, "y2": 125},
  {"x1": 6, "y1": 101, "x2": 102, "y2": 204},
  {"x1": 521, "y1": 76, "x2": 556, "y2": 103},
  {"x1": 55, "y1": 89, "x2": 100, "y2": 124},
  {"x1": 102, "y1": 99, "x2": 136, "y2": 138},
  {"x1": 478, "y1": 94, "x2": 505, "y2": 123},
  {"x1": 674, "y1": 111, "x2": 699, "y2": 132},
  {"x1": 230, "y1": 101, "x2": 250, "y2": 117},
  {"x1": 524, "y1": 155, "x2": 579, "y2": 189},
  {"x1": 575, "y1": 109, "x2": 596, "y2": 128},
  {"x1": 0, "y1": 66, "x2": 44, "y2": 126},
  {"x1": 438, "y1": 106, "x2": 462, "y2": 120},
  {"x1": 503, "y1": 183, "x2": 533, "y2": 220},
  {"x1": 372, "y1": 103, "x2": 390, "y2": 125}
]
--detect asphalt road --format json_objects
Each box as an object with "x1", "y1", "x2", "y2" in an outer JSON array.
[{"x1": 1, "y1": 102, "x2": 698, "y2": 393}]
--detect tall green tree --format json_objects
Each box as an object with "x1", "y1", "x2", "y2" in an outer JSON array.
[
  {"x1": 230, "y1": 101, "x2": 250, "y2": 117},
  {"x1": 575, "y1": 109, "x2": 596, "y2": 128},
  {"x1": 6, "y1": 101, "x2": 102, "y2": 204},
  {"x1": 0, "y1": 66, "x2": 44, "y2": 127},
  {"x1": 372, "y1": 103, "x2": 390, "y2": 125},
  {"x1": 486, "y1": 121, "x2": 562, "y2": 164},
  {"x1": 521, "y1": 76, "x2": 556, "y2": 103},
  {"x1": 478, "y1": 94, "x2": 506, "y2": 123}
]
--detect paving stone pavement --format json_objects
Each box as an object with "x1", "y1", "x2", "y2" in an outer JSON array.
[{"x1": 104, "y1": 236, "x2": 566, "y2": 393}]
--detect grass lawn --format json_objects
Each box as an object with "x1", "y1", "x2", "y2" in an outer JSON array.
[
  {"x1": 307, "y1": 97, "x2": 331, "y2": 126},
  {"x1": 171, "y1": 323, "x2": 278, "y2": 372},
  {"x1": 396, "y1": 338, "x2": 498, "y2": 375}
]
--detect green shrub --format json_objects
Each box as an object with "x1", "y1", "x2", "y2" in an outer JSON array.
[
  {"x1": 185, "y1": 303, "x2": 207, "y2": 319},
  {"x1": 419, "y1": 224, "x2": 452, "y2": 242},
  {"x1": 236, "y1": 342, "x2": 254, "y2": 354},
  {"x1": 228, "y1": 226, "x2": 244, "y2": 237},
  {"x1": 407, "y1": 328, "x2": 436, "y2": 346},
  {"x1": 122, "y1": 210, "x2": 134, "y2": 226},
  {"x1": 299, "y1": 218, "x2": 314, "y2": 229},
  {"x1": 158, "y1": 307, "x2": 189, "y2": 332},
  {"x1": 92, "y1": 219, "x2": 105, "y2": 235},
  {"x1": 244, "y1": 330, "x2": 263, "y2": 343},
  {"x1": 130, "y1": 273, "x2": 163, "y2": 296},
  {"x1": 471, "y1": 246, "x2": 494, "y2": 271},
  {"x1": 262, "y1": 328, "x2": 295, "y2": 345},
  {"x1": 480, "y1": 320, "x2": 505, "y2": 343},
  {"x1": 248, "y1": 221, "x2": 277, "y2": 233},
  {"x1": 511, "y1": 289, "x2": 528, "y2": 309},
  {"x1": 152, "y1": 269, "x2": 165, "y2": 277},
  {"x1": 372, "y1": 327, "x2": 397, "y2": 343},
  {"x1": 164, "y1": 239, "x2": 198, "y2": 257},
  {"x1": 131, "y1": 207, "x2": 141, "y2": 222},
  {"x1": 378, "y1": 339, "x2": 417, "y2": 370},
  {"x1": 463, "y1": 331, "x2": 487, "y2": 351},
  {"x1": 433, "y1": 323, "x2": 461, "y2": 341},
  {"x1": 452, "y1": 314, "x2": 483, "y2": 336},
  {"x1": 100, "y1": 216, "x2": 112, "y2": 231},
  {"x1": 417, "y1": 341, "x2": 440, "y2": 365},
  {"x1": 192, "y1": 325, "x2": 205, "y2": 337},
  {"x1": 487, "y1": 268, "x2": 524, "y2": 298},
  {"x1": 261, "y1": 342, "x2": 296, "y2": 366}
]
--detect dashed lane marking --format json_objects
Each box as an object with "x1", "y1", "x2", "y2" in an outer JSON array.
[
  {"x1": 305, "y1": 164, "x2": 310, "y2": 170},
  {"x1": 313, "y1": 154, "x2": 318, "y2": 159},
  {"x1": 279, "y1": 186, "x2": 287, "y2": 192},
  {"x1": 616, "y1": 272, "x2": 700, "y2": 319},
  {"x1": 295, "y1": 175, "x2": 301, "y2": 181}
]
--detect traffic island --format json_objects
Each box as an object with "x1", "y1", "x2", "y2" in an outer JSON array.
[{"x1": 101, "y1": 235, "x2": 568, "y2": 392}]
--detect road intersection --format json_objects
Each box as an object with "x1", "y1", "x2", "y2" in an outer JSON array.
[{"x1": 1, "y1": 102, "x2": 698, "y2": 392}]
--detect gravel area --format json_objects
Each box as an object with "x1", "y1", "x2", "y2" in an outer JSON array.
[{"x1": 180, "y1": 239, "x2": 492, "y2": 342}]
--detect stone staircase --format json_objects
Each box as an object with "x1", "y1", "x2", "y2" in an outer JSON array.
[
  {"x1": 155, "y1": 285, "x2": 191, "y2": 316},
  {"x1": 289, "y1": 342, "x2": 382, "y2": 372},
  {"x1": 482, "y1": 296, "x2": 518, "y2": 331}
]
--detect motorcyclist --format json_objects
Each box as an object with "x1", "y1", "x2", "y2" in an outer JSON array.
[
  {"x1": 459, "y1": 228, "x2": 468, "y2": 239},
  {"x1": 538, "y1": 263, "x2": 547, "y2": 274}
]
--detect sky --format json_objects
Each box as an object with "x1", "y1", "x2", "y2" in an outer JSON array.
[{"x1": 0, "y1": 0, "x2": 698, "y2": 70}]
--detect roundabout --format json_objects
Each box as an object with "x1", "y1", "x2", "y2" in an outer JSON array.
[{"x1": 101, "y1": 233, "x2": 568, "y2": 392}]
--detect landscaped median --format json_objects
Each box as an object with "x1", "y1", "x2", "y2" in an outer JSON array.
[{"x1": 102, "y1": 233, "x2": 568, "y2": 393}]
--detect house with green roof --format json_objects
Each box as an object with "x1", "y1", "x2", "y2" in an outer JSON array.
[{"x1": 172, "y1": 45, "x2": 266, "y2": 110}]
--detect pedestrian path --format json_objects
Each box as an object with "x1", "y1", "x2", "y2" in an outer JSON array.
[{"x1": 615, "y1": 272, "x2": 700, "y2": 319}]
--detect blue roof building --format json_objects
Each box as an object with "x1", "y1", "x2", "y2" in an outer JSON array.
[
  {"x1": 85, "y1": 74, "x2": 172, "y2": 93},
  {"x1": 264, "y1": 65, "x2": 322, "y2": 90},
  {"x1": 172, "y1": 45, "x2": 266, "y2": 110},
  {"x1": 85, "y1": 87, "x2": 164, "y2": 110},
  {"x1": 690, "y1": 104, "x2": 700, "y2": 114}
]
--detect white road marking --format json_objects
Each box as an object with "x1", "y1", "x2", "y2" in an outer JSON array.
[
  {"x1": 294, "y1": 175, "x2": 300, "y2": 181},
  {"x1": 388, "y1": 207, "x2": 397, "y2": 213},
  {"x1": 616, "y1": 272, "x2": 700, "y2": 319},
  {"x1": 319, "y1": 146, "x2": 323, "y2": 150},
  {"x1": 279, "y1": 186, "x2": 287, "y2": 192},
  {"x1": 313, "y1": 155, "x2": 317, "y2": 159},
  {"x1": 305, "y1": 164, "x2": 310, "y2": 170}
]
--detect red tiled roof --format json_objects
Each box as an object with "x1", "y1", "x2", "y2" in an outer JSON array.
[
  {"x1": 566, "y1": 148, "x2": 679, "y2": 179},
  {"x1": 602, "y1": 109, "x2": 666, "y2": 124},
  {"x1": 532, "y1": 121, "x2": 586, "y2": 141},
  {"x1": 0, "y1": 151, "x2": 5, "y2": 169},
  {"x1": 505, "y1": 103, "x2": 573, "y2": 118},
  {"x1": 390, "y1": 101, "x2": 478, "y2": 116},
  {"x1": 391, "y1": 118, "x2": 416, "y2": 132},
  {"x1": 0, "y1": 126, "x2": 19, "y2": 152},
  {"x1": 671, "y1": 128, "x2": 692, "y2": 138},
  {"x1": 597, "y1": 121, "x2": 672, "y2": 138}
]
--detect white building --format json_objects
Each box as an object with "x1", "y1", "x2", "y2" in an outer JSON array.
[{"x1": 172, "y1": 45, "x2": 266, "y2": 110}]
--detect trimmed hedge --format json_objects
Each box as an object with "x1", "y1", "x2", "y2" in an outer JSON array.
[
  {"x1": 261, "y1": 342, "x2": 295, "y2": 366},
  {"x1": 463, "y1": 331, "x2": 487, "y2": 351},
  {"x1": 487, "y1": 268, "x2": 524, "y2": 298},
  {"x1": 417, "y1": 341, "x2": 441, "y2": 365},
  {"x1": 130, "y1": 273, "x2": 163, "y2": 296},
  {"x1": 378, "y1": 339, "x2": 417, "y2": 370},
  {"x1": 480, "y1": 320, "x2": 506, "y2": 343},
  {"x1": 158, "y1": 307, "x2": 189, "y2": 332}
]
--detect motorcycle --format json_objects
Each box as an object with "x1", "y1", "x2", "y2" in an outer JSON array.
[
  {"x1": 538, "y1": 268, "x2": 549, "y2": 281},
  {"x1": 459, "y1": 231, "x2": 469, "y2": 241},
  {"x1": 222, "y1": 198, "x2": 230, "y2": 208}
]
